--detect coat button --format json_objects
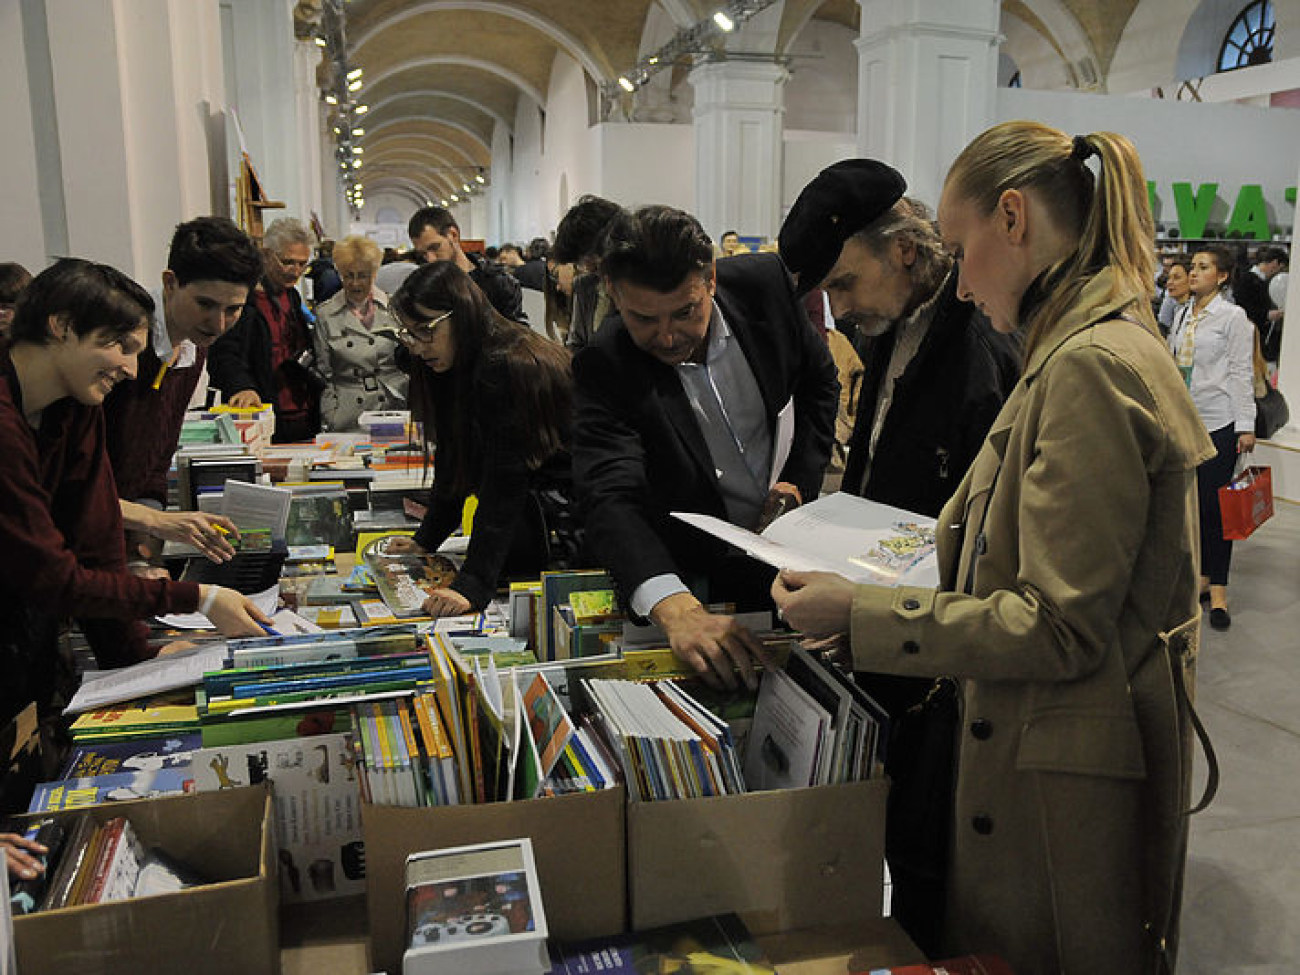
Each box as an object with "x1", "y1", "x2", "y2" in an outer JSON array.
[
  {"x1": 902, "y1": 640, "x2": 920, "y2": 655},
  {"x1": 970, "y1": 718, "x2": 993, "y2": 740},
  {"x1": 346, "y1": 339, "x2": 354, "y2": 347},
  {"x1": 368, "y1": 337, "x2": 375, "y2": 345},
  {"x1": 972, "y1": 814, "x2": 994, "y2": 835},
  {"x1": 902, "y1": 597, "x2": 920, "y2": 610}
]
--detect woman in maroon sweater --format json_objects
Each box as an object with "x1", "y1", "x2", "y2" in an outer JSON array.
[{"x1": 0, "y1": 259, "x2": 270, "y2": 728}]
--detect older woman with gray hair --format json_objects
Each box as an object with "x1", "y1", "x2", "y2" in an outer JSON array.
[{"x1": 311, "y1": 235, "x2": 407, "y2": 431}]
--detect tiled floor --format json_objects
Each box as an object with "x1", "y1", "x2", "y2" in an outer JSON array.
[{"x1": 1180, "y1": 499, "x2": 1300, "y2": 973}]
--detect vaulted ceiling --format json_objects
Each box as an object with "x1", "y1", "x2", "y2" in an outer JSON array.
[{"x1": 300, "y1": 0, "x2": 1146, "y2": 210}]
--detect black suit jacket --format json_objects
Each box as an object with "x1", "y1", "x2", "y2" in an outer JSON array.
[{"x1": 573, "y1": 252, "x2": 838, "y2": 604}]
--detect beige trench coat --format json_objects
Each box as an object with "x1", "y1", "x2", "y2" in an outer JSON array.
[
  {"x1": 851, "y1": 269, "x2": 1215, "y2": 974},
  {"x1": 312, "y1": 287, "x2": 408, "y2": 432}
]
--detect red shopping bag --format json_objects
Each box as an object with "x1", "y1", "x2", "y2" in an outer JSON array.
[{"x1": 1219, "y1": 466, "x2": 1274, "y2": 540}]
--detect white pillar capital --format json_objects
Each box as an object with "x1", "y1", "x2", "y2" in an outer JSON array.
[{"x1": 855, "y1": 0, "x2": 1000, "y2": 209}]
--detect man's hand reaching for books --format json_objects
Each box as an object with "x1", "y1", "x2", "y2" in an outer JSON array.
[
  {"x1": 651, "y1": 592, "x2": 769, "y2": 691},
  {"x1": 770, "y1": 569, "x2": 855, "y2": 640}
]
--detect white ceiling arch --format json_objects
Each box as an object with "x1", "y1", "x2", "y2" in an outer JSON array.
[
  {"x1": 365, "y1": 119, "x2": 492, "y2": 161},
  {"x1": 1008, "y1": 0, "x2": 1101, "y2": 88},
  {"x1": 363, "y1": 55, "x2": 547, "y2": 107},
  {"x1": 363, "y1": 152, "x2": 475, "y2": 196},
  {"x1": 364, "y1": 180, "x2": 432, "y2": 211},
  {"x1": 360, "y1": 166, "x2": 456, "y2": 200},
  {"x1": 349, "y1": 1, "x2": 612, "y2": 85},
  {"x1": 364, "y1": 89, "x2": 514, "y2": 136}
]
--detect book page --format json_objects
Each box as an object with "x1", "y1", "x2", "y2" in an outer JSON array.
[{"x1": 672, "y1": 492, "x2": 939, "y2": 587}]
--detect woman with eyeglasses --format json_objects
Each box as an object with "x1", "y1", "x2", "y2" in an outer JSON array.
[
  {"x1": 311, "y1": 235, "x2": 407, "y2": 431},
  {"x1": 384, "y1": 262, "x2": 577, "y2": 617},
  {"x1": 0, "y1": 259, "x2": 273, "y2": 732},
  {"x1": 209, "y1": 217, "x2": 321, "y2": 442}
]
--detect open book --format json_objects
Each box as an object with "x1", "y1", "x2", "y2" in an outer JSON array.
[{"x1": 672, "y1": 492, "x2": 939, "y2": 587}]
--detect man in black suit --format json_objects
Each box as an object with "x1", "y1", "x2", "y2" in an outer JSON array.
[{"x1": 573, "y1": 205, "x2": 838, "y2": 689}]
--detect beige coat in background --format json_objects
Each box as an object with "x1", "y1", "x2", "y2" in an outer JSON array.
[
  {"x1": 851, "y1": 268, "x2": 1215, "y2": 974},
  {"x1": 312, "y1": 287, "x2": 408, "y2": 432}
]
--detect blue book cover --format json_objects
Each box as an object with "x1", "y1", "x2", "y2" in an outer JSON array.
[
  {"x1": 60, "y1": 733, "x2": 201, "y2": 779},
  {"x1": 28, "y1": 767, "x2": 194, "y2": 812}
]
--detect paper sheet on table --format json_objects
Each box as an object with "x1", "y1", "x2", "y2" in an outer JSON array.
[
  {"x1": 672, "y1": 491, "x2": 939, "y2": 587},
  {"x1": 65, "y1": 642, "x2": 229, "y2": 714},
  {"x1": 156, "y1": 584, "x2": 280, "y2": 629}
]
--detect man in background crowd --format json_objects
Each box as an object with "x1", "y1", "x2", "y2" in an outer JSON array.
[
  {"x1": 407, "y1": 205, "x2": 524, "y2": 322},
  {"x1": 1235, "y1": 244, "x2": 1287, "y2": 364}
]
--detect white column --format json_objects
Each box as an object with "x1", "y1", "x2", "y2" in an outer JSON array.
[
  {"x1": 294, "y1": 39, "x2": 326, "y2": 233},
  {"x1": 4, "y1": 0, "x2": 228, "y2": 280},
  {"x1": 221, "y1": 0, "x2": 312, "y2": 224},
  {"x1": 690, "y1": 59, "x2": 790, "y2": 243},
  {"x1": 856, "y1": 0, "x2": 1000, "y2": 209}
]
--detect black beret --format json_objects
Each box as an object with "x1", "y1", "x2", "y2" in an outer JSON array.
[{"x1": 779, "y1": 159, "x2": 907, "y2": 296}]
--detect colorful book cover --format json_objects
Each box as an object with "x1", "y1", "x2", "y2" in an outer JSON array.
[
  {"x1": 191, "y1": 732, "x2": 365, "y2": 903},
  {"x1": 28, "y1": 767, "x2": 194, "y2": 812},
  {"x1": 60, "y1": 733, "x2": 201, "y2": 779}
]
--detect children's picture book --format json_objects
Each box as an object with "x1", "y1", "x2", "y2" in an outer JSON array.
[
  {"x1": 365, "y1": 534, "x2": 459, "y2": 618},
  {"x1": 28, "y1": 767, "x2": 194, "y2": 812},
  {"x1": 521, "y1": 673, "x2": 574, "y2": 780},
  {"x1": 403, "y1": 837, "x2": 548, "y2": 975},
  {"x1": 60, "y1": 733, "x2": 201, "y2": 779},
  {"x1": 548, "y1": 912, "x2": 775, "y2": 974},
  {"x1": 190, "y1": 732, "x2": 365, "y2": 903}
]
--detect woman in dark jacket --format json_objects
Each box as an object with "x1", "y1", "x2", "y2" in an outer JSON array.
[{"x1": 385, "y1": 262, "x2": 575, "y2": 615}]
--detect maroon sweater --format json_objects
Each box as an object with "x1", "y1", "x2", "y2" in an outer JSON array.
[
  {"x1": 103, "y1": 338, "x2": 206, "y2": 505},
  {"x1": 0, "y1": 346, "x2": 201, "y2": 671}
]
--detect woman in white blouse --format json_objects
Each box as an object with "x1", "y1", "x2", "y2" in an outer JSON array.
[
  {"x1": 312, "y1": 235, "x2": 407, "y2": 431},
  {"x1": 1167, "y1": 244, "x2": 1256, "y2": 629}
]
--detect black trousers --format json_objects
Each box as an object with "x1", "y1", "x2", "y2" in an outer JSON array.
[{"x1": 1197, "y1": 423, "x2": 1239, "y2": 586}]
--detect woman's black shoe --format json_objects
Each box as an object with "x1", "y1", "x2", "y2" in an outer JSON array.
[
  {"x1": 1209, "y1": 607, "x2": 1231, "y2": 631},
  {"x1": 1199, "y1": 590, "x2": 1211, "y2": 605}
]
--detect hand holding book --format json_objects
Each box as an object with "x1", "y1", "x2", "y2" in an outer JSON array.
[{"x1": 770, "y1": 568, "x2": 857, "y2": 640}]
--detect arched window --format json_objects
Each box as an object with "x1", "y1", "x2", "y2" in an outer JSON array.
[{"x1": 1218, "y1": 1, "x2": 1274, "y2": 71}]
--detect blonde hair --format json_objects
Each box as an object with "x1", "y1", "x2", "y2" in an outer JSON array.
[
  {"x1": 944, "y1": 121, "x2": 1157, "y2": 355},
  {"x1": 332, "y1": 235, "x2": 383, "y2": 274}
]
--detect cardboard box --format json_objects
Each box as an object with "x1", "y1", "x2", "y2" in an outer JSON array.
[
  {"x1": 365, "y1": 787, "x2": 626, "y2": 975},
  {"x1": 14, "y1": 785, "x2": 278, "y2": 975},
  {"x1": 628, "y1": 779, "x2": 888, "y2": 935}
]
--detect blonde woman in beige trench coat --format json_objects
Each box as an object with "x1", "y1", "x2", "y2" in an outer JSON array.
[{"x1": 773, "y1": 122, "x2": 1216, "y2": 975}]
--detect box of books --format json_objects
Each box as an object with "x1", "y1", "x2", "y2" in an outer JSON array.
[
  {"x1": 627, "y1": 778, "x2": 888, "y2": 935},
  {"x1": 365, "y1": 787, "x2": 626, "y2": 975},
  {"x1": 12, "y1": 784, "x2": 279, "y2": 975}
]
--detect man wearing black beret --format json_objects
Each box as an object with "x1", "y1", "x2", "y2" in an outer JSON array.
[
  {"x1": 780, "y1": 158, "x2": 1020, "y2": 520},
  {"x1": 780, "y1": 159, "x2": 1021, "y2": 956}
]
